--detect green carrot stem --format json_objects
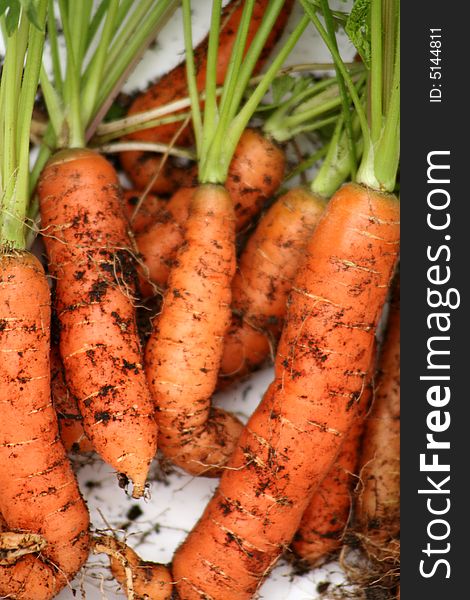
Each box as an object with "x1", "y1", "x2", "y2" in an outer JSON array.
[
  {"x1": 182, "y1": 0, "x2": 203, "y2": 157},
  {"x1": 224, "y1": 0, "x2": 286, "y2": 126},
  {"x1": 81, "y1": 0, "x2": 119, "y2": 126},
  {"x1": 58, "y1": 0, "x2": 83, "y2": 147},
  {"x1": 374, "y1": 11, "x2": 399, "y2": 191},
  {"x1": 47, "y1": 0, "x2": 63, "y2": 96},
  {"x1": 201, "y1": 14, "x2": 310, "y2": 183},
  {"x1": 200, "y1": 0, "x2": 223, "y2": 161},
  {"x1": 15, "y1": 0, "x2": 48, "y2": 223},
  {"x1": 103, "y1": 0, "x2": 155, "y2": 72},
  {"x1": 300, "y1": 0, "x2": 371, "y2": 172},
  {"x1": 40, "y1": 64, "x2": 65, "y2": 142},
  {"x1": 370, "y1": 0, "x2": 383, "y2": 143},
  {"x1": 86, "y1": 0, "x2": 112, "y2": 50},
  {"x1": 93, "y1": 0, "x2": 178, "y2": 122},
  {"x1": 319, "y1": 0, "x2": 357, "y2": 180}
]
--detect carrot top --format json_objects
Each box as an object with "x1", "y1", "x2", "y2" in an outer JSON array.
[
  {"x1": 36, "y1": 0, "x2": 179, "y2": 157},
  {"x1": 183, "y1": 0, "x2": 310, "y2": 185},
  {"x1": 301, "y1": 0, "x2": 400, "y2": 192},
  {"x1": 0, "y1": 0, "x2": 47, "y2": 249}
]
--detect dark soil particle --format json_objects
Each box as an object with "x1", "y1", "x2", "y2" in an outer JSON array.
[
  {"x1": 317, "y1": 581, "x2": 330, "y2": 594},
  {"x1": 89, "y1": 280, "x2": 108, "y2": 302},
  {"x1": 126, "y1": 504, "x2": 144, "y2": 521},
  {"x1": 94, "y1": 411, "x2": 111, "y2": 423}
]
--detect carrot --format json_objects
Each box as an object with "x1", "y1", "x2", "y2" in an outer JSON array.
[
  {"x1": 292, "y1": 373, "x2": 373, "y2": 565},
  {"x1": 219, "y1": 187, "x2": 326, "y2": 384},
  {"x1": 355, "y1": 279, "x2": 400, "y2": 564},
  {"x1": 96, "y1": 537, "x2": 173, "y2": 600},
  {"x1": 120, "y1": 0, "x2": 294, "y2": 193},
  {"x1": 38, "y1": 148, "x2": 158, "y2": 498},
  {"x1": 145, "y1": 184, "x2": 243, "y2": 475},
  {"x1": 172, "y1": 183, "x2": 400, "y2": 599},
  {"x1": 143, "y1": 0, "x2": 308, "y2": 476},
  {"x1": 123, "y1": 189, "x2": 167, "y2": 234},
  {"x1": 0, "y1": 250, "x2": 90, "y2": 600},
  {"x1": 137, "y1": 129, "x2": 285, "y2": 297},
  {"x1": 51, "y1": 343, "x2": 94, "y2": 454}
]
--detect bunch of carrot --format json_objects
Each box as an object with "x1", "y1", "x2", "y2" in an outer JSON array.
[{"x1": 0, "y1": 0, "x2": 402, "y2": 598}]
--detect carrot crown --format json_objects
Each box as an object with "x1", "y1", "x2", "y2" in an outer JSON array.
[
  {"x1": 183, "y1": 0, "x2": 310, "y2": 185},
  {"x1": 301, "y1": 0, "x2": 400, "y2": 193},
  {"x1": 0, "y1": 0, "x2": 47, "y2": 250},
  {"x1": 37, "y1": 0, "x2": 179, "y2": 153}
]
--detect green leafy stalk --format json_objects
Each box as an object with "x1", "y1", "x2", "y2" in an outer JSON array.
[
  {"x1": 47, "y1": 0, "x2": 63, "y2": 96},
  {"x1": 370, "y1": 0, "x2": 382, "y2": 143},
  {"x1": 16, "y1": 0, "x2": 48, "y2": 214},
  {"x1": 374, "y1": 11, "x2": 399, "y2": 190},
  {"x1": 81, "y1": 0, "x2": 118, "y2": 126},
  {"x1": 199, "y1": 6, "x2": 309, "y2": 184},
  {"x1": 320, "y1": 0, "x2": 357, "y2": 180},
  {"x1": 58, "y1": 0, "x2": 83, "y2": 147},
  {"x1": 182, "y1": 0, "x2": 203, "y2": 157},
  {"x1": 200, "y1": 0, "x2": 223, "y2": 161},
  {"x1": 0, "y1": 0, "x2": 47, "y2": 248},
  {"x1": 92, "y1": 0, "x2": 178, "y2": 123}
]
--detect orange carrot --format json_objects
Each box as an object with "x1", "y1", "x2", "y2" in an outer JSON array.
[
  {"x1": 120, "y1": 0, "x2": 294, "y2": 193},
  {"x1": 145, "y1": 184, "x2": 243, "y2": 475},
  {"x1": 172, "y1": 183, "x2": 400, "y2": 599},
  {"x1": 219, "y1": 187, "x2": 326, "y2": 385},
  {"x1": 355, "y1": 278, "x2": 400, "y2": 564},
  {"x1": 51, "y1": 343, "x2": 94, "y2": 454},
  {"x1": 123, "y1": 189, "x2": 166, "y2": 234},
  {"x1": 0, "y1": 250, "x2": 90, "y2": 599},
  {"x1": 97, "y1": 537, "x2": 173, "y2": 600},
  {"x1": 137, "y1": 129, "x2": 285, "y2": 297},
  {"x1": 292, "y1": 372, "x2": 374, "y2": 565},
  {"x1": 38, "y1": 148, "x2": 158, "y2": 498}
]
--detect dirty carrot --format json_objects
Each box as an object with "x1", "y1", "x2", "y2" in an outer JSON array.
[
  {"x1": 172, "y1": 183, "x2": 400, "y2": 599},
  {"x1": 0, "y1": 252, "x2": 90, "y2": 600},
  {"x1": 35, "y1": 1, "x2": 179, "y2": 497},
  {"x1": 136, "y1": 128, "x2": 285, "y2": 296},
  {"x1": 0, "y1": 5, "x2": 90, "y2": 597},
  {"x1": 38, "y1": 149, "x2": 157, "y2": 497},
  {"x1": 120, "y1": 0, "x2": 294, "y2": 193},
  {"x1": 95, "y1": 536, "x2": 173, "y2": 600},
  {"x1": 144, "y1": 0, "x2": 308, "y2": 475},
  {"x1": 50, "y1": 343, "x2": 94, "y2": 454},
  {"x1": 292, "y1": 369, "x2": 374, "y2": 565},
  {"x1": 355, "y1": 278, "x2": 400, "y2": 565},
  {"x1": 219, "y1": 187, "x2": 326, "y2": 383},
  {"x1": 123, "y1": 189, "x2": 167, "y2": 234}
]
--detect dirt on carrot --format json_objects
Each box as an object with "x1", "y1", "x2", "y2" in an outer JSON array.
[
  {"x1": 0, "y1": 250, "x2": 90, "y2": 600},
  {"x1": 172, "y1": 183, "x2": 400, "y2": 599},
  {"x1": 120, "y1": 0, "x2": 293, "y2": 193},
  {"x1": 145, "y1": 184, "x2": 243, "y2": 475},
  {"x1": 219, "y1": 187, "x2": 326, "y2": 386},
  {"x1": 38, "y1": 148, "x2": 158, "y2": 498}
]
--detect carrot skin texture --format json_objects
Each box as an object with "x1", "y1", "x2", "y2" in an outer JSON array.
[
  {"x1": 172, "y1": 183, "x2": 400, "y2": 599},
  {"x1": 0, "y1": 251, "x2": 90, "y2": 600},
  {"x1": 107, "y1": 539, "x2": 173, "y2": 600},
  {"x1": 292, "y1": 376, "x2": 373, "y2": 564},
  {"x1": 38, "y1": 148, "x2": 158, "y2": 497},
  {"x1": 145, "y1": 184, "x2": 243, "y2": 475},
  {"x1": 123, "y1": 189, "x2": 167, "y2": 234},
  {"x1": 356, "y1": 279, "x2": 400, "y2": 562},
  {"x1": 137, "y1": 130, "x2": 285, "y2": 297},
  {"x1": 120, "y1": 0, "x2": 294, "y2": 193},
  {"x1": 219, "y1": 187, "x2": 326, "y2": 384},
  {"x1": 51, "y1": 343, "x2": 94, "y2": 453}
]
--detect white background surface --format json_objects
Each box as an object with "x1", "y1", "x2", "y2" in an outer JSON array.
[{"x1": 37, "y1": 2, "x2": 360, "y2": 598}]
